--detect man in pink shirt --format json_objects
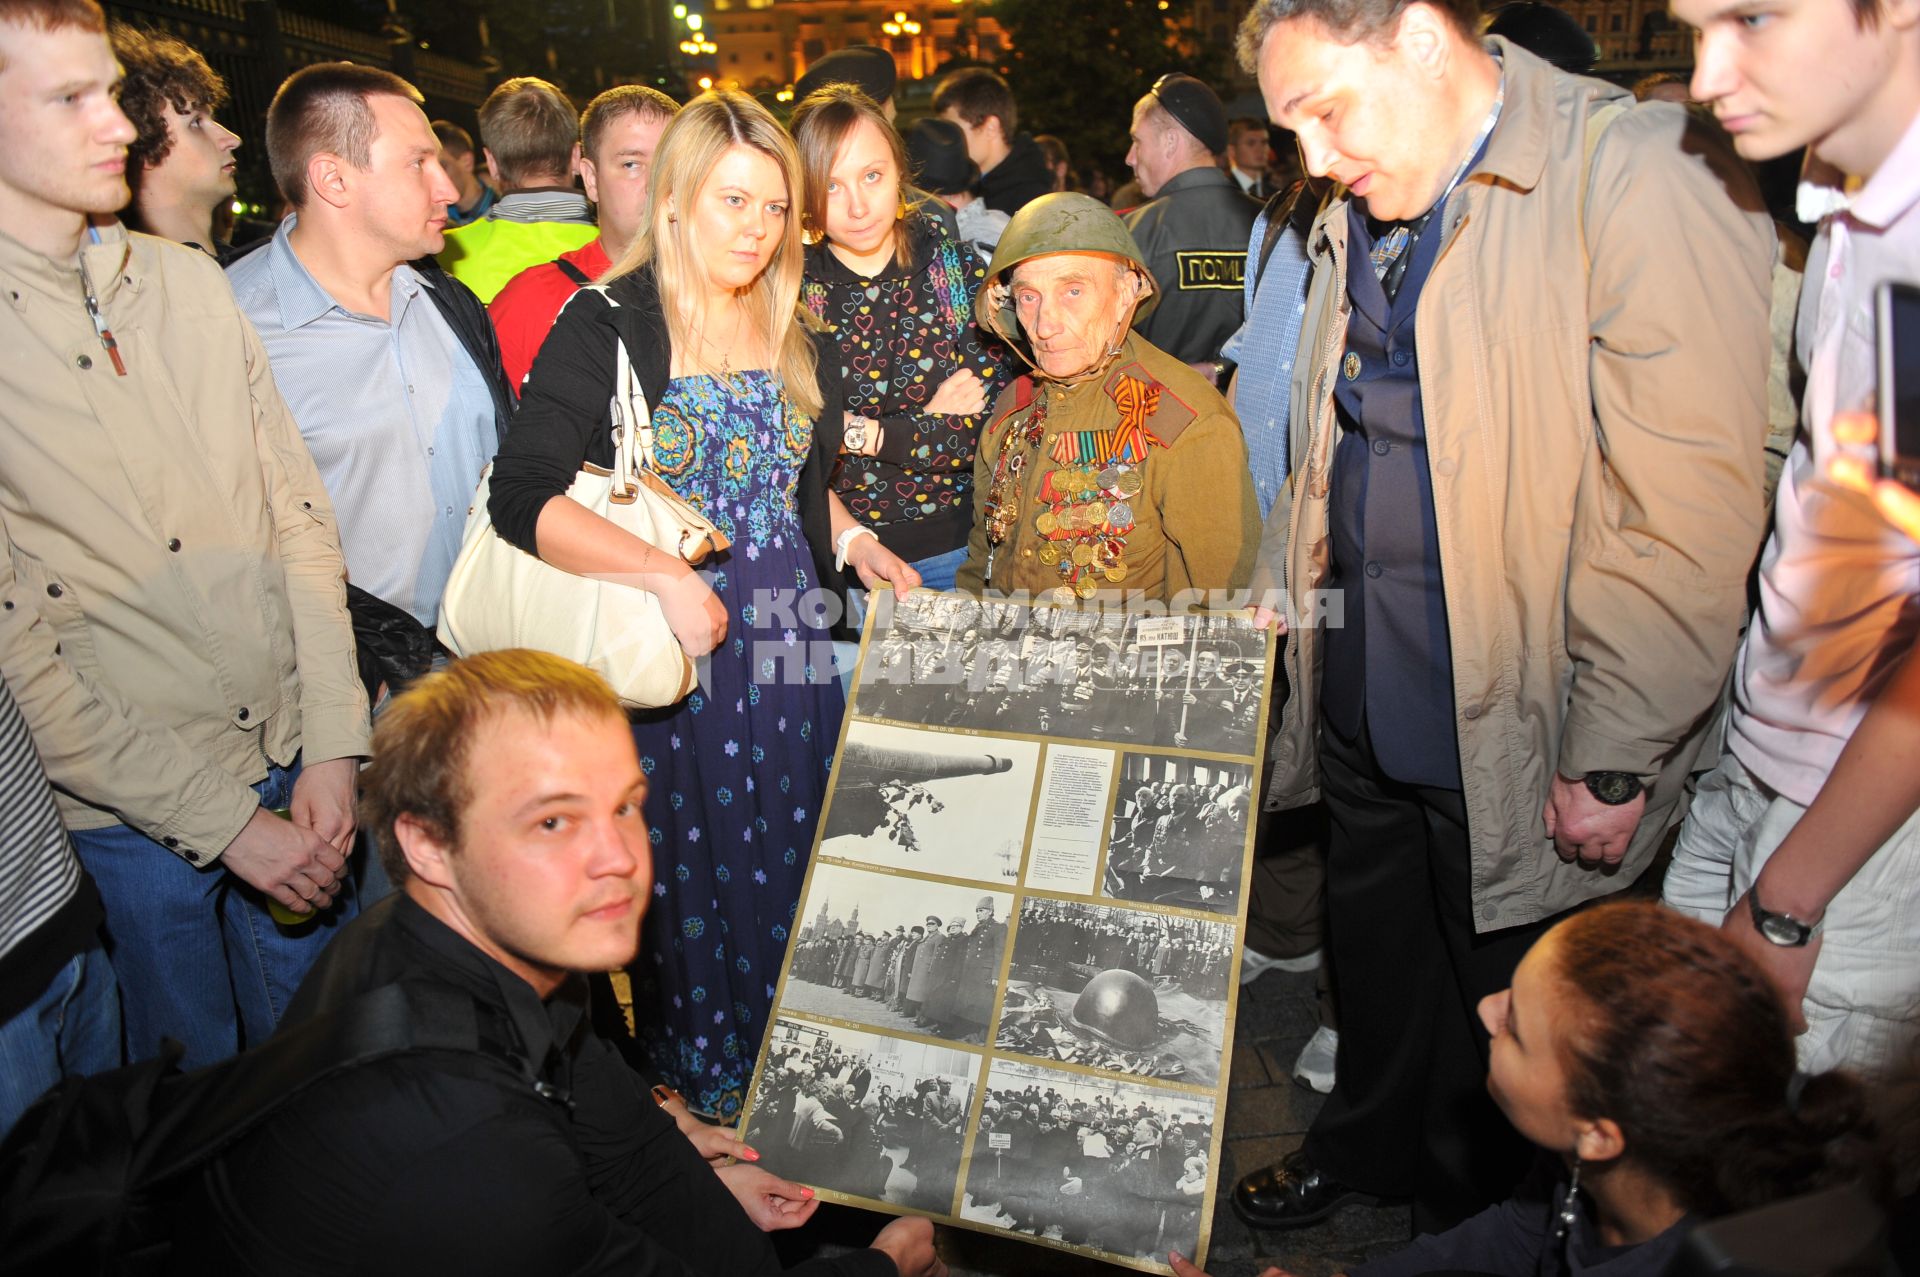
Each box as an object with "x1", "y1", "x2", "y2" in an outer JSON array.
[
  {"x1": 1667, "y1": 0, "x2": 1920, "y2": 1076},
  {"x1": 489, "y1": 85, "x2": 677, "y2": 393}
]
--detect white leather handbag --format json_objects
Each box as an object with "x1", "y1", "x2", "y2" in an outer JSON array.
[{"x1": 437, "y1": 288, "x2": 727, "y2": 709}]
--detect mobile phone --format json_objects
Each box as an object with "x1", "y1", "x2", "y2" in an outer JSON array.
[{"x1": 1874, "y1": 279, "x2": 1920, "y2": 490}]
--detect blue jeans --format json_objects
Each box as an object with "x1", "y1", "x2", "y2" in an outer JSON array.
[
  {"x1": 71, "y1": 761, "x2": 364, "y2": 1068},
  {"x1": 0, "y1": 940, "x2": 121, "y2": 1138},
  {"x1": 834, "y1": 545, "x2": 970, "y2": 691}
]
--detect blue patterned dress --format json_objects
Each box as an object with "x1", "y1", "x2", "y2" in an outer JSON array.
[{"x1": 629, "y1": 371, "x2": 844, "y2": 1118}]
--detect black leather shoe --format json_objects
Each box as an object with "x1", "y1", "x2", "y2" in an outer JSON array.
[{"x1": 1231, "y1": 1148, "x2": 1390, "y2": 1230}]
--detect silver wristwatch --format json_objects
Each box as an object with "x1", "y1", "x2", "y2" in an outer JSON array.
[
  {"x1": 844, "y1": 417, "x2": 870, "y2": 453},
  {"x1": 1748, "y1": 884, "x2": 1821, "y2": 948}
]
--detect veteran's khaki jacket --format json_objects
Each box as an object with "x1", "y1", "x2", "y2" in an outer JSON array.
[
  {"x1": 0, "y1": 223, "x2": 368, "y2": 862},
  {"x1": 1251, "y1": 42, "x2": 1774, "y2": 931}
]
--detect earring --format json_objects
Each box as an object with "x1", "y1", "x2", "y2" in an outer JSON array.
[{"x1": 1554, "y1": 1153, "x2": 1583, "y2": 1242}]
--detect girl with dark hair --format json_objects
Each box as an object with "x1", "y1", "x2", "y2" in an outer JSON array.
[
  {"x1": 789, "y1": 84, "x2": 1012, "y2": 602},
  {"x1": 1177, "y1": 901, "x2": 1884, "y2": 1277}
]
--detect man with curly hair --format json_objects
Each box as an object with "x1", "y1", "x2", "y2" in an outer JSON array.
[{"x1": 107, "y1": 23, "x2": 239, "y2": 259}]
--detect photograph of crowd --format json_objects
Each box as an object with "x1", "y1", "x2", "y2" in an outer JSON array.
[
  {"x1": 743, "y1": 1017, "x2": 979, "y2": 1215},
  {"x1": 960, "y1": 1059, "x2": 1216, "y2": 1267},
  {"x1": 819, "y1": 721, "x2": 1037, "y2": 883},
  {"x1": 1102, "y1": 753, "x2": 1254, "y2": 916},
  {"x1": 854, "y1": 594, "x2": 1267, "y2": 754},
  {"x1": 782, "y1": 863, "x2": 1014, "y2": 1044},
  {"x1": 994, "y1": 901, "x2": 1234, "y2": 1085}
]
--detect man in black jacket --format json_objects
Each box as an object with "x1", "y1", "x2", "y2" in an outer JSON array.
[
  {"x1": 228, "y1": 62, "x2": 513, "y2": 643},
  {"x1": 932, "y1": 68, "x2": 1055, "y2": 217},
  {"x1": 191, "y1": 651, "x2": 944, "y2": 1276},
  {"x1": 1121, "y1": 74, "x2": 1259, "y2": 374}
]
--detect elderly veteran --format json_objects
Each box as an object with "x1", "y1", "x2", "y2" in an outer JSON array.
[{"x1": 956, "y1": 193, "x2": 1259, "y2": 604}]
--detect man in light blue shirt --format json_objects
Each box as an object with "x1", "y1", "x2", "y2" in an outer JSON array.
[
  {"x1": 1223, "y1": 179, "x2": 1338, "y2": 1097},
  {"x1": 1222, "y1": 184, "x2": 1313, "y2": 521},
  {"x1": 229, "y1": 63, "x2": 508, "y2": 630}
]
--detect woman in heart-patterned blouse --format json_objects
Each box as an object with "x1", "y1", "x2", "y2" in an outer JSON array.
[{"x1": 792, "y1": 85, "x2": 1013, "y2": 590}]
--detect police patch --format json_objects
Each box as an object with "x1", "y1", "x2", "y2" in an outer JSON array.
[{"x1": 1175, "y1": 250, "x2": 1246, "y2": 291}]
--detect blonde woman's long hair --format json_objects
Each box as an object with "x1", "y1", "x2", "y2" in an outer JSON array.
[{"x1": 605, "y1": 89, "x2": 822, "y2": 418}]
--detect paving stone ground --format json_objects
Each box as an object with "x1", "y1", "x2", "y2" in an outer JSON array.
[{"x1": 773, "y1": 963, "x2": 1410, "y2": 1276}]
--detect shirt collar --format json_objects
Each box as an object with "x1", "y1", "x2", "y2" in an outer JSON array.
[
  {"x1": 268, "y1": 213, "x2": 427, "y2": 330},
  {"x1": 487, "y1": 190, "x2": 594, "y2": 224},
  {"x1": 1826, "y1": 107, "x2": 1920, "y2": 230}
]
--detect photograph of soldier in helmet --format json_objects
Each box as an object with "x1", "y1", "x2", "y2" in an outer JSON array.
[
  {"x1": 961, "y1": 1058, "x2": 1215, "y2": 1266},
  {"x1": 819, "y1": 720, "x2": 1035, "y2": 883},
  {"x1": 1103, "y1": 753, "x2": 1253, "y2": 916},
  {"x1": 782, "y1": 862, "x2": 1014, "y2": 1045},
  {"x1": 743, "y1": 1016, "x2": 977, "y2": 1215},
  {"x1": 995, "y1": 900, "x2": 1233, "y2": 1085}
]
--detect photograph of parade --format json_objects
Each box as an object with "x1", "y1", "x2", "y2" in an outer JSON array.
[
  {"x1": 743, "y1": 1017, "x2": 979, "y2": 1215},
  {"x1": 854, "y1": 593, "x2": 1267, "y2": 754},
  {"x1": 960, "y1": 1060, "x2": 1216, "y2": 1267},
  {"x1": 782, "y1": 863, "x2": 1014, "y2": 1044},
  {"x1": 818, "y1": 721, "x2": 1037, "y2": 883},
  {"x1": 1102, "y1": 753, "x2": 1254, "y2": 916},
  {"x1": 995, "y1": 901, "x2": 1234, "y2": 1085}
]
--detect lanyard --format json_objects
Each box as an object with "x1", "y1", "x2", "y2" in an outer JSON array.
[
  {"x1": 1369, "y1": 66, "x2": 1505, "y2": 300},
  {"x1": 79, "y1": 225, "x2": 127, "y2": 376}
]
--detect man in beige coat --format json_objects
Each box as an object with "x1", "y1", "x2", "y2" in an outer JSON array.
[
  {"x1": 1229, "y1": 0, "x2": 1772, "y2": 1237},
  {"x1": 0, "y1": 0, "x2": 369, "y2": 1070}
]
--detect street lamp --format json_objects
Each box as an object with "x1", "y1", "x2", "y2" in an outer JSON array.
[{"x1": 880, "y1": 10, "x2": 922, "y2": 36}]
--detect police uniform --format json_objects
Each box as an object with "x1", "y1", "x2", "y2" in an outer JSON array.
[
  {"x1": 957, "y1": 333, "x2": 1258, "y2": 602},
  {"x1": 1123, "y1": 167, "x2": 1259, "y2": 366}
]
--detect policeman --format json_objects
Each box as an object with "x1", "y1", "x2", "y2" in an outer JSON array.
[
  {"x1": 957, "y1": 193, "x2": 1259, "y2": 605},
  {"x1": 1120, "y1": 74, "x2": 1259, "y2": 378}
]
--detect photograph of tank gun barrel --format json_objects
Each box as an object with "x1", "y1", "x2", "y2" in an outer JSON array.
[
  {"x1": 819, "y1": 721, "x2": 1038, "y2": 883},
  {"x1": 994, "y1": 900, "x2": 1233, "y2": 1085}
]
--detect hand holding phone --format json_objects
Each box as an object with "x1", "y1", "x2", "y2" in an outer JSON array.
[{"x1": 1825, "y1": 282, "x2": 1920, "y2": 543}]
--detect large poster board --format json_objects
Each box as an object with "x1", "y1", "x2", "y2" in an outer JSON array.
[{"x1": 740, "y1": 592, "x2": 1275, "y2": 1273}]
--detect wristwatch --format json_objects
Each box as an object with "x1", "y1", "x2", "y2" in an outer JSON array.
[
  {"x1": 843, "y1": 417, "x2": 871, "y2": 454},
  {"x1": 1748, "y1": 884, "x2": 1821, "y2": 947},
  {"x1": 1580, "y1": 771, "x2": 1643, "y2": 805}
]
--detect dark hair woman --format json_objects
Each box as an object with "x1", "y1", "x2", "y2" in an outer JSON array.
[
  {"x1": 789, "y1": 84, "x2": 1012, "y2": 608},
  {"x1": 487, "y1": 90, "x2": 919, "y2": 1118},
  {"x1": 1176, "y1": 901, "x2": 1885, "y2": 1277}
]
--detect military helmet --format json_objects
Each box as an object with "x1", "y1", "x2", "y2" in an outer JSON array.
[
  {"x1": 1069, "y1": 967, "x2": 1163, "y2": 1049},
  {"x1": 975, "y1": 192, "x2": 1159, "y2": 344}
]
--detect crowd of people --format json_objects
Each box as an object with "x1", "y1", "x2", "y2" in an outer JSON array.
[
  {"x1": 1012, "y1": 901, "x2": 1234, "y2": 992},
  {"x1": 968, "y1": 1081, "x2": 1212, "y2": 1261},
  {"x1": 787, "y1": 895, "x2": 1007, "y2": 1044},
  {"x1": 0, "y1": 0, "x2": 1915, "y2": 1272}
]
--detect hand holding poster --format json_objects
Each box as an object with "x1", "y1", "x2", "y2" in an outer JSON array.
[{"x1": 742, "y1": 593, "x2": 1274, "y2": 1272}]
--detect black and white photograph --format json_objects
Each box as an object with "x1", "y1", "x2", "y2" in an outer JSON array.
[
  {"x1": 783, "y1": 863, "x2": 1014, "y2": 1044},
  {"x1": 995, "y1": 901, "x2": 1234, "y2": 1085},
  {"x1": 1102, "y1": 753, "x2": 1254, "y2": 916},
  {"x1": 960, "y1": 1059, "x2": 1216, "y2": 1270},
  {"x1": 853, "y1": 594, "x2": 1268, "y2": 754},
  {"x1": 819, "y1": 720, "x2": 1038, "y2": 884},
  {"x1": 743, "y1": 1017, "x2": 978, "y2": 1214}
]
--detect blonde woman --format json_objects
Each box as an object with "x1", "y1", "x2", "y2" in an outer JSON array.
[{"x1": 489, "y1": 91, "x2": 919, "y2": 1118}]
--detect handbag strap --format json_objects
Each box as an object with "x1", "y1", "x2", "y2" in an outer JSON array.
[{"x1": 580, "y1": 285, "x2": 665, "y2": 487}]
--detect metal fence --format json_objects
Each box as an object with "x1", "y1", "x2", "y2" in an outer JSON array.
[{"x1": 104, "y1": 0, "x2": 490, "y2": 209}]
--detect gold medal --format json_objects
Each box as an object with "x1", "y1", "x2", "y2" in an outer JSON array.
[
  {"x1": 1071, "y1": 542, "x2": 1095, "y2": 566},
  {"x1": 1116, "y1": 470, "x2": 1143, "y2": 497},
  {"x1": 1074, "y1": 576, "x2": 1100, "y2": 599},
  {"x1": 1036, "y1": 511, "x2": 1059, "y2": 535},
  {"x1": 1105, "y1": 563, "x2": 1129, "y2": 583},
  {"x1": 1086, "y1": 500, "x2": 1109, "y2": 524},
  {"x1": 1039, "y1": 544, "x2": 1061, "y2": 565}
]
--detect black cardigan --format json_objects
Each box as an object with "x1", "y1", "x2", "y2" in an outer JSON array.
[{"x1": 488, "y1": 266, "x2": 847, "y2": 604}]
